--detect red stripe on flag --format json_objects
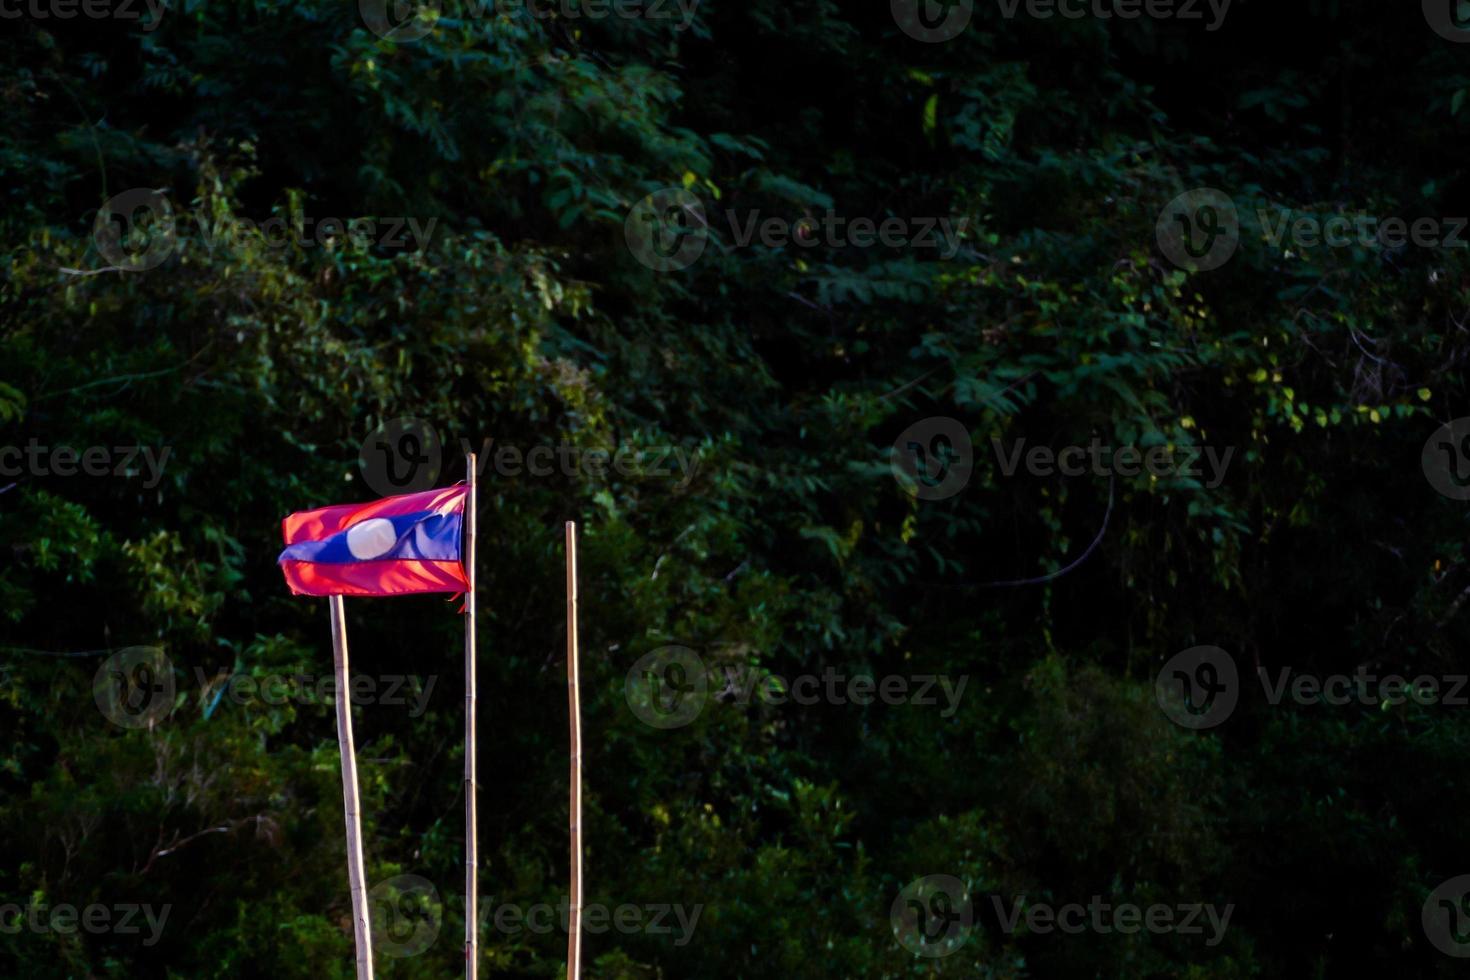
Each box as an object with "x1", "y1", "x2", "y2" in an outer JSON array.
[{"x1": 279, "y1": 558, "x2": 470, "y2": 597}]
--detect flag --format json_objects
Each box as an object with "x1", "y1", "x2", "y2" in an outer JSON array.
[{"x1": 278, "y1": 484, "x2": 469, "y2": 597}]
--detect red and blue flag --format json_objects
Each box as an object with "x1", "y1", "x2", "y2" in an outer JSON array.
[{"x1": 278, "y1": 485, "x2": 469, "y2": 597}]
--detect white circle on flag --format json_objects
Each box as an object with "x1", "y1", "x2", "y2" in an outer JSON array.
[{"x1": 346, "y1": 518, "x2": 398, "y2": 559}]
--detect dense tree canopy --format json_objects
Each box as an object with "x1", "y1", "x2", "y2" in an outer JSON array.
[{"x1": 4, "y1": 0, "x2": 1470, "y2": 976}]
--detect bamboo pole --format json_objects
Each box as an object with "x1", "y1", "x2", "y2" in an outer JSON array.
[
  {"x1": 565, "y1": 521, "x2": 583, "y2": 980},
  {"x1": 329, "y1": 594, "x2": 375, "y2": 980},
  {"x1": 464, "y1": 454, "x2": 479, "y2": 980}
]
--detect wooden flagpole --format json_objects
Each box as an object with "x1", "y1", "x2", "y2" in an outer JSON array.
[
  {"x1": 464, "y1": 454, "x2": 479, "y2": 980},
  {"x1": 564, "y1": 521, "x2": 583, "y2": 980},
  {"x1": 329, "y1": 594, "x2": 375, "y2": 980}
]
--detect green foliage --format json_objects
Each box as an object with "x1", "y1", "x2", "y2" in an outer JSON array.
[{"x1": 2, "y1": 2, "x2": 1469, "y2": 977}]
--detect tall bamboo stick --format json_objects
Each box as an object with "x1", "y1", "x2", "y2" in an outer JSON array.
[
  {"x1": 565, "y1": 521, "x2": 583, "y2": 980},
  {"x1": 329, "y1": 594, "x2": 375, "y2": 980},
  {"x1": 464, "y1": 454, "x2": 479, "y2": 980}
]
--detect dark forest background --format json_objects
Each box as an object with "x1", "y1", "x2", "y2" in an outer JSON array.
[{"x1": 6, "y1": 0, "x2": 1470, "y2": 976}]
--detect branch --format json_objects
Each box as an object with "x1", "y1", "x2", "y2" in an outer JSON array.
[{"x1": 976, "y1": 473, "x2": 1116, "y2": 589}]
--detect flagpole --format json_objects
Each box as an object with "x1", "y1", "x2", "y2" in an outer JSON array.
[
  {"x1": 464, "y1": 453, "x2": 479, "y2": 980},
  {"x1": 565, "y1": 520, "x2": 583, "y2": 980},
  {"x1": 329, "y1": 594, "x2": 375, "y2": 980}
]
